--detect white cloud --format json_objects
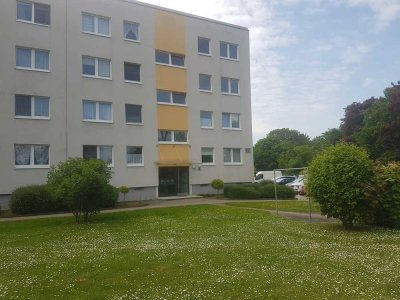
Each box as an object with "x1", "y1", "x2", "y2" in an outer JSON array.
[{"x1": 340, "y1": 44, "x2": 371, "y2": 64}]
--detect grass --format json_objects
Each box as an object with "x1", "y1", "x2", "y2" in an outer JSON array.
[
  {"x1": 226, "y1": 200, "x2": 321, "y2": 213},
  {"x1": 1, "y1": 205, "x2": 400, "y2": 299}
]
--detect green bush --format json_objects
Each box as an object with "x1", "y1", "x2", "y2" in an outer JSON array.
[
  {"x1": 118, "y1": 186, "x2": 129, "y2": 202},
  {"x1": 101, "y1": 184, "x2": 119, "y2": 209},
  {"x1": 223, "y1": 183, "x2": 295, "y2": 200},
  {"x1": 47, "y1": 158, "x2": 112, "y2": 223},
  {"x1": 308, "y1": 143, "x2": 374, "y2": 229},
  {"x1": 259, "y1": 180, "x2": 274, "y2": 186},
  {"x1": 10, "y1": 185, "x2": 67, "y2": 215},
  {"x1": 211, "y1": 179, "x2": 224, "y2": 193},
  {"x1": 259, "y1": 184, "x2": 295, "y2": 199},
  {"x1": 224, "y1": 184, "x2": 261, "y2": 199}
]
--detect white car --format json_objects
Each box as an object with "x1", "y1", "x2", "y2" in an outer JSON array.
[{"x1": 286, "y1": 177, "x2": 305, "y2": 192}]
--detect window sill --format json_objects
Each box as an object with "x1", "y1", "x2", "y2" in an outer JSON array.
[
  {"x1": 202, "y1": 163, "x2": 215, "y2": 166},
  {"x1": 221, "y1": 92, "x2": 240, "y2": 96},
  {"x1": 199, "y1": 89, "x2": 212, "y2": 93},
  {"x1": 222, "y1": 128, "x2": 242, "y2": 131},
  {"x1": 82, "y1": 31, "x2": 111, "y2": 38},
  {"x1": 83, "y1": 119, "x2": 113, "y2": 124},
  {"x1": 15, "y1": 116, "x2": 50, "y2": 120},
  {"x1": 126, "y1": 122, "x2": 143, "y2": 126},
  {"x1": 124, "y1": 38, "x2": 141, "y2": 43},
  {"x1": 224, "y1": 163, "x2": 243, "y2": 166},
  {"x1": 157, "y1": 102, "x2": 187, "y2": 107},
  {"x1": 15, "y1": 67, "x2": 50, "y2": 73},
  {"x1": 200, "y1": 126, "x2": 214, "y2": 130},
  {"x1": 82, "y1": 74, "x2": 112, "y2": 81},
  {"x1": 158, "y1": 142, "x2": 189, "y2": 145},
  {"x1": 155, "y1": 62, "x2": 186, "y2": 69},
  {"x1": 127, "y1": 164, "x2": 144, "y2": 167},
  {"x1": 124, "y1": 80, "x2": 142, "y2": 85},
  {"x1": 220, "y1": 57, "x2": 239, "y2": 62},
  {"x1": 16, "y1": 19, "x2": 50, "y2": 27},
  {"x1": 198, "y1": 52, "x2": 211, "y2": 57},
  {"x1": 15, "y1": 165, "x2": 50, "y2": 169}
]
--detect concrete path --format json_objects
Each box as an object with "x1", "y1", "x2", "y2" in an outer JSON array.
[{"x1": 0, "y1": 198, "x2": 333, "y2": 223}]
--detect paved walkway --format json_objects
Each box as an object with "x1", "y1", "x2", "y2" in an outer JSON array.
[{"x1": 0, "y1": 198, "x2": 333, "y2": 223}]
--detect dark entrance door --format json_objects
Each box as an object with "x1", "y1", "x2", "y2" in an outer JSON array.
[{"x1": 158, "y1": 167, "x2": 189, "y2": 197}]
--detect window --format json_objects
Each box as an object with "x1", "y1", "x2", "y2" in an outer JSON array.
[
  {"x1": 82, "y1": 56, "x2": 111, "y2": 79},
  {"x1": 124, "y1": 62, "x2": 141, "y2": 82},
  {"x1": 155, "y1": 50, "x2": 185, "y2": 67},
  {"x1": 198, "y1": 37, "x2": 210, "y2": 55},
  {"x1": 200, "y1": 111, "x2": 213, "y2": 128},
  {"x1": 83, "y1": 145, "x2": 113, "y2": 165},
  {"x1": 15, "y1": 144, "x2": 49, "y2": 167},
  {"x1": 125, "y1": 104, "x2": 142, "y2": 124},
  {"x1": 16, "y1": 47, "x2": 49, "y2": 71},
  {"x1": 82, "y1": 100, "x2": 112, "y2": 122},
  {"x1": 223, "y1": 148, "x2": 241, "y2": 164},
  {"x1": 199, "y1": 74, "x2": 212, "y2": 92},
  {"x1": 17, "y1": 1, "x2": 50, "y2": 25},
  {"x1": 157, "y1": 90, "x2": 186, "y2": 105},
  {"x1": 158, "y1": 130, "x2": 188, "y2": 143},
  {"x1": 201, "y1": 147, "x2": 214, "y2": 164},
  {"x1": 127, "y1": 146, "x2": 143, "y2": 166},
  {"x1": 221, "y1": 77, "x2": 239, "y2": 95},
  {"x1": 82, "y1": 13, "x2": 110, "y2": 36},
  {"x1": 222, "y1": 113, "x2": 240, "y2": 129},
  {"x1": 15, "y1": 95, "x2": 49, "y2": 118},
  {"x1": 123, "y1": 21, "x2": 139, "y2": 41},
  {"x1": 220, "y1": 42, "x2": 238, "y2": 60}
]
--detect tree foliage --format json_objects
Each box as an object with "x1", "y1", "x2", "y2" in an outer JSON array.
[
  {"x1": 47, "y1": 158, "x2": 112, "y2": 223},
  {"x1": 307, "y1": 143, "x2": 374, "y2": 229}
]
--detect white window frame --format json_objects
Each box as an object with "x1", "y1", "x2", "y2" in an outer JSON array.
[
  {"x1": 123, "y1": 20, "x2": 140, "y2": 42},
  {"x1": 82, "y1": 56, "x2": 112, "y2": 80},
  {"x1": 83, "y1": 145, "x2": 114, "y2": 166},
  {"x1": 222, "y1": 113, "x2": 241, "y2": 130},
  {"x1": 220, "y1": 41, "x2": 239, "y2": 61},
  {"x1": 158, "y1": 130, "x2": 189, "y2": 144},
  {"x1": 223, "y1": 148, "x2": 242, "y2": 165},
  {"x1": 82, "y1": 13, "x2": 111, "y2": 37},
  {"x1": 199, "y1": 74, "x2": 212, "y2": 92},
  {"x1": 155, "y1": 50, "x2": 185, "y2": 68},
  {"x1": 82, "y1": 100, "x2": 113, "y2": 123},
  {"x1": 124, "y1": 62, "x2": 141, "y2": 84},
  {"x1": 200, "y1": 111, "x2": 213, "y2": 129},
  {"x1": 14, "y1": 144, "x2": 50, "y2": 168},
  {"x1": 201, "y1": 147, "x2": 215, "y2": 165},
  {"x1": 15, "y1": 47, "x2": 50, "y2": 72},
  {"x1": 125, "y1": 104, "x2": 142, "y2": 125},
  {"x1": 198, "y1": 37, "x2": 211, "y2": 56},
  {"x1": 221, "y1": 77, "x2": 239, "y2": 95},
  {"x1": 156, "y1": 90, "x2": 187, "y2": 106},
  {"x1": 16, "y1": 1, "x2": 50, "y2": 26},
  {"x1": 126, "y1": 146, "x2": 144, "y2": 166},
  {"x1": 15, "y1": 95, "x2": 50, "y2": 119}
]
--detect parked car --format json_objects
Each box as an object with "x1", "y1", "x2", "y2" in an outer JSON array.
[
  {"x1": 254, "y1": 170, "x2": 283, "y2": 183},
  {"x1": 274, "y1": 176, "x2": 296, "y2": 185},
  {"x1": 286, "y1": 177, "x2": 306, "y2": 195}
]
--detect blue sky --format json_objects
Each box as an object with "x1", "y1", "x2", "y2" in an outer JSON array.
[{"x1": 140, "y1": 0, "x2": 400, "y2": 143}]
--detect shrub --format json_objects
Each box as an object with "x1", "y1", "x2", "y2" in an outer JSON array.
[
  {"x1": 259, "y1": 180, "x2": 274, "y2": 186},
  {"x1": 118, "y1": 186, "x2": 129, "y2": 202},
  {"x1": 259, "y1": 184, "x2": 296, "y2": 199},
  {"x1": 10, "y1": 185, "x2": 67, "y2": 215},
  {"x1": 307, "y1": 143, "x2": 374, "y2": 229},
  {"x1": 224, "y1": 184, "x2": 261, "y2": 199},
  {"x1": 47, "y1": 158, "x2": 112, "y2": 223},
  {"x1": 101, "y1": 184, "x2": 119, "y2": 209},
  {"x1": 211, "y1": 179, "x2": 224, "y2": 193}
]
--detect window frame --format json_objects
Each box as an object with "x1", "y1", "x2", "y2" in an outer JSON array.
[
  {"x1": 16, "y1": 1, "x2": 50, "y2": 26},
  {"x1": 82, "y1": 145, "x2": 114, "y2": 166},
  {"x1": 223, "y1": 148, "x2": 242, "y2": 165},
  {"x1": 14, "y1": 144, "x2": 50, "y2": 168},
  {"x1": 126, "y1": 146, "x2": 144, "y2": 166},
  {"x1": 15, "y1": 94, "x2": 50, "y2": 119},
  {"x1": 156, "y1": 90, "x2": 187, "y2": 106},
  {"x1": 220, "y1": 41, "x2": 239, "y2": 61},
  {"x1": 82, "y1": 100, "x2": 113, "y2": 123},
  {"x1": 82, "y1": 56, "x2": 112, "y2": 80},
  {"x1": 199, "y1": 74, "x2": 212, "y2": 92},
  {"x1": 222, "y1": 112, "x2": 241, "y2": 130},
  {"x1": 200, "y1": 111, "x2": 213, "y2": 129},
  {"x1": 158, "y1": 130, "x2": 189, "y2": 144},
  {"x1": 125, "y1": 104, "x2": 142, "y2": 125},
  {"x1": 124, "y1": 62, "x2": 141, "y2": 84},
  {"x1": 221, "y1": 77, "x2": 240, "y2": 95},
  {"x1": 82, "y1": 13, "x2": 111, "y2": 37},
  {"x1": 198, "y1": 37, "x2": 211, "y2": 56},
  {"x1": 15, "y1": 47, "x2": 50, "y2": 72},
  {"x1": 201, "y1": 147, "x2": 215, "y2": 165},
  {"x1": 155, "y1": 50, "x2": 185, "y2": 68},
  {"x1": 123, "y1": 20, "x2": 140, "y2": 42}
]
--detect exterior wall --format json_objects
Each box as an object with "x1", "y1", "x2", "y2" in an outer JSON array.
[{"x1": 0, "y1": 0, "x2": 254, "y2": 202}]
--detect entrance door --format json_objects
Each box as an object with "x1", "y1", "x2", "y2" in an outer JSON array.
[{"x1": 158, "y1": 167, "x2": 189, "y2": 197}]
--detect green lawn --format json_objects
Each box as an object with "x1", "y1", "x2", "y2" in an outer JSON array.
[
  {"x1": 1, "y1": 205, "x2": 399, "y2": 299},
  {"x1": 226, "y1": 200, "x2": 321, "y2": 213}
]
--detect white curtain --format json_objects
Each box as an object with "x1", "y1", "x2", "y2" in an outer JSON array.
[
  {"x1": 34, "y1": 97, "x2": 49, "y2": 117},
  {"x1": 231, "y1": 114, "x2": 240, "y2": 128},
  {"x1": 34, "y1": 145, "x2": 49, "y2": 165},
  {"x1": 97, "y1": 17, "x2": 110, "y2": 35},
  {"x1": 17, "y1": 1, "x2": 32, "y2": 21},
  {"x1": 15, "y1": 145, "x2": 31, "y2": 166},
  {"x1": 16, "y1": 48, "x2": 31, "y2": 68},
  {"x1": 232, "y1": 149, "x2": 241, "y2": 163},
  {"x1": 127, "y1": 147, "x2": 142, "y2": 164},
  {"x1": 200, "y1": 111, "x2": 212, "y2": 127},
  {"x1": 82, "y1": 14, "x2": 94, "y2": 32},
  {"x1": 99, "y1": 103, "x2": 111, "y2": 121},
  {"x1": 222, "y1": 113, "x2": 230, "y2": 128},
  {"x1": 35, "y1": 50, "x2": 49, "y2": 70},
  {"x1": 83, "y1": 101, "x2": 96, "y2": 120},
  {"x1": 98, "y1": 59, "x2": 110, "y2": 77},
  {"x1": 99, "y1": 147, "x2": 112, "y2": 165},
  {"x1": 223, "y1": 148, "x2": 231, "y2": 163},
  {"x1": 124, "y1": 22, "x2": 138, "y2": 40}
]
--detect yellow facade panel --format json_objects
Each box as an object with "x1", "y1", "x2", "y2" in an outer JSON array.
[
  {"x1": 158, "y1": 144, "x2": 190, "y2": 165},
  {"x1": 157, "y1": 105, "x2": 188, "y2": 130},
  {"x1": 156, "y1": 65, "x2": 187, "y2": 92},
  {"x1": 155, "y1": 11, "x2": 185, "y2": 54}
]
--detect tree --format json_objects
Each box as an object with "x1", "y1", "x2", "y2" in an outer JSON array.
[
  {"x1": 47, "y1": 158, "x2": 112, "y2": 223},
  {"x1": 211, "y1": 179, "x2": 224, "y2": 194},
  {"x1": 118, "y1": 186, "x2": 129, "y2": 203},
  {"x1": 307, "y1": 143, "x2": 374, "y2": 229}
]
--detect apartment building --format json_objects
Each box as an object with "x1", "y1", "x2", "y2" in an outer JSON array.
[{"x1": 0, "y1": 0, "x2": 253, "y2": 208}]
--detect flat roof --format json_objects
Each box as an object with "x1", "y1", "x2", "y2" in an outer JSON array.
[{"x1": 120, "y1": 0, "x2": 249, "y2": 31}]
